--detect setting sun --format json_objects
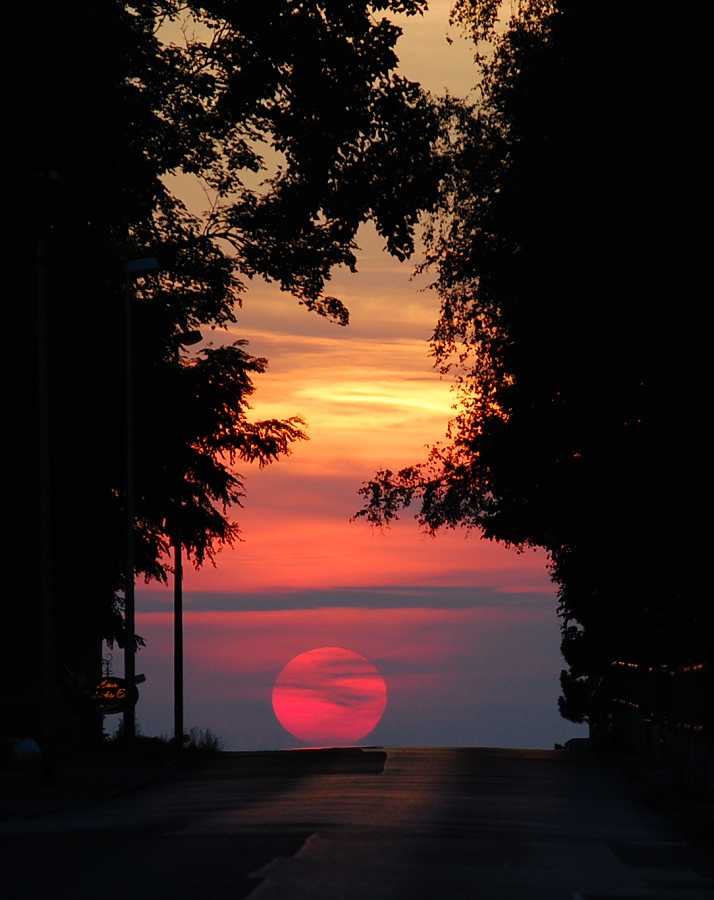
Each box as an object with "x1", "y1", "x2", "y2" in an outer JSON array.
[{"x1": 272, "y1": 647, "x2": 388, "y2": 745}]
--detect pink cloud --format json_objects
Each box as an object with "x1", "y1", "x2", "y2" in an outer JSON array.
[
  {"x1": 175, "y1": 513, "x2": 551, "y2": 594},
  {"x1": 138, "y1": 605, "x2": 546, "y2": 680}
]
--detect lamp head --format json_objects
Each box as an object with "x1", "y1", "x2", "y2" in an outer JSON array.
[
  {"x1": 124, "y1": 257, "x2": 160, "y2": 278},
  {"x1": 173, "y1": 330, "x2": 203, "y2": 347}
]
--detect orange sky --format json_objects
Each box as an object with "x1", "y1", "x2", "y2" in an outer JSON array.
[
  {"x1": 152, "y1": 223, "x2": 556, "y2": 593},
  {"x1": 126, "y1": 3, "x2": 587, "y2": 750},
  {"x1": 151, "y1": 3, "x2": 549, "y2": 596}
]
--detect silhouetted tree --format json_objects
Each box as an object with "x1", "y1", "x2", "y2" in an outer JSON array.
[
  {"x1": 3, "y1": 0, "x2": 441, "y2": 749},
  {"x1": 356, "y1": 1, "x2": 710, "y2": 725}
]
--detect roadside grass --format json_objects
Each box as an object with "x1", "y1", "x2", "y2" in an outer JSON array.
[{"x1": 99, "y1": 722, "x2": 224, "y2": 764}]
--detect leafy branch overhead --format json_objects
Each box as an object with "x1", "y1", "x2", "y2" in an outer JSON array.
[
  {"x1": 135, "y1": 339, "x2": 308, "y2": 569},
  {"x1": 150, "y1": 0, "x2": 444, "y2": 324},
  {"x1": 5, "y1": 0, "x2": 446, "y2": 727},
  {"x1": 356, "y1": 0, "x2": 710, "y2": 724},
  {"x1": 119, "y1": 0, "x2": 446, "y2": 581}
]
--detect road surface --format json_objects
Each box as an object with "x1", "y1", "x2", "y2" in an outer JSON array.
[{"x1": 2, "y1": 747, "x2": 712, "y2": 899}]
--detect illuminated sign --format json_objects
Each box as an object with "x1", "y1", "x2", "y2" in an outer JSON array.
[{"x1": 91, "y1": 677, "x2": 139, "y2": 715}]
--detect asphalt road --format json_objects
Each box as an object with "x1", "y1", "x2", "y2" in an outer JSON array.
[{"x1": 2, "y1": 747, "x2": 712, "y2": 899}]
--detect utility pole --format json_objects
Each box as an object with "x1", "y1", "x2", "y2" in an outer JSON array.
[
  {"x1": 37, "y1": 169, "x2": 62, "y2": 785},
  {"x1": 37, "y1": 237, "x2": 54, "y2": 786},
  {"x1": 122, "y1": 256, "x2": 160, "y2": 742},
  {"x1": 171, "y1": 330, "x2": 202, "y2": 752},
  {"x1": 173, "y1": 499, "x2": 184, "y2": 751}
]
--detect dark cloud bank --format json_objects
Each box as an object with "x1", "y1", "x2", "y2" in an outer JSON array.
[{"x1": 138, "y1": 585, "x2": 556, "y2": 613}]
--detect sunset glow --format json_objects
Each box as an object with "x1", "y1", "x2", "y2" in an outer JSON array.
[
  {"x1": 167, "y1": 224, "x2": 555, "y2": 596},
  {"x1": 128, "y1": 600, "x2": 584, "y2": 751}
]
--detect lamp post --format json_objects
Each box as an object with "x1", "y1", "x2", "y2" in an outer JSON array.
[
  {"x1": 37, "y1": 170, "x2": 62, "y2": 786},
  {"x1": 37, "y1": 237, "x2": 54, "y2": 786},
  {"x1": 122, "y1": 256, "x2": 160, "y2": 741},
  {"x1": 171, "y1": 330, "x2": 202, "y2": 752}
]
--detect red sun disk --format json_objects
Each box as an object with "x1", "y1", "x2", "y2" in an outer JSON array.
[{"x1": 272, "y1": 647, "x2": 387, "y2": 744}]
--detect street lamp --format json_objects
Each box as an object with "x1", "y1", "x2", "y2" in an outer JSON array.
[
  {"x1": 37, "y1": 237, "x2": 54, "y2": 785},
  {"x1": 122, "y1": 256, "x2": 160, "y2": 742},
  {"x1": 37, "y1": 169, "x2": 62, "y2": 786},
  {"x1": 171, "y1": 329, "x2": 202, "y2": 751}
]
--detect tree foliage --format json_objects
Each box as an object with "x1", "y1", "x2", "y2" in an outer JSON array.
[
  {"x1": 356, "y1": 1, "x2": 710, "y2": 723},
  {"x1": 4, "y1": 0, "x2": 442, "y2": 743}
]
